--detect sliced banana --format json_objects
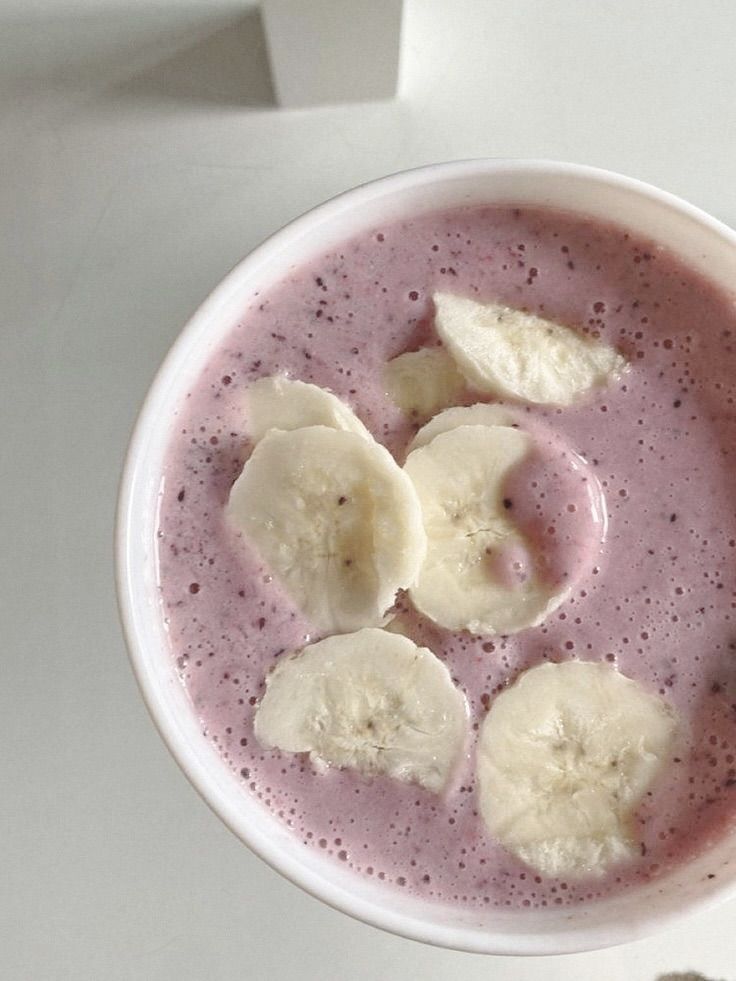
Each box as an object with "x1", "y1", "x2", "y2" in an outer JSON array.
[
  {"x1": 433, "y1": 292, "x2": 626, "y2": 406},
  {"x1": 254, "y1": 628, "x2": 468, "y2": 792},
  {"x1": 404, "y1": 424, "x2": 569, "y2": 634},
  {"x1": 385, "y1": 347, "x2": 466, "y2": 418},
  {"x1": 228, "y1": 426, "x2": 426, "y2": 634},
  {"x1": 247, "y1": 374, "x2": 372, "y2": 442},
  {"x1": 408, "y1": 402, "x2": 517, "y2": 452},
  {"x1": 477, "y1": 661, "x2": 678, "y2": 879}
]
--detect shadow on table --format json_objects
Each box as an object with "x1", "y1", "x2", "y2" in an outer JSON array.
[
  {"x1": 657, "y1": 973, "x2": 728, "y2": 980},
  {"x1": 2, "y1": 4, "x2": 275, "y2": 110},
  {"x1": 112, "y1": 7, "x2": 275, "y2": 109}
]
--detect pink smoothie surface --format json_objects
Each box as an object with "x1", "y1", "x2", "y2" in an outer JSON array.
[{"x1": 156, "y1": 204, "x2": 736, "y2": 910}]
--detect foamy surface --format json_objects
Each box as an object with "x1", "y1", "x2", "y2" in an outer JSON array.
[{"x1": 157, "y1": 205, "x2": 736, "y2": 909}]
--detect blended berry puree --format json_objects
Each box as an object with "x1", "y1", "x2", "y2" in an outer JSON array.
[{"x1": 156, "y1": 205, "x2": 736, "y2": 910}]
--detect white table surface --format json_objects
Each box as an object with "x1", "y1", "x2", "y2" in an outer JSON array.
[{"x1": 3, "y1": 1, "x2": 736, "y2": 977}]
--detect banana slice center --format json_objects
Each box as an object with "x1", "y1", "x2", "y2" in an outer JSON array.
[
  {"x1": 477, "y1": 661, "x2": 678, "y2": 878},
  {"x1": 405, "y1": 420, "x2": 606, "y2": 635},
  {"x1": 254, "y1": 628, "x2": 469, "y2": 793},
  {"x1": 228, "y1": 426, "x2": 426, "y2": 634}
]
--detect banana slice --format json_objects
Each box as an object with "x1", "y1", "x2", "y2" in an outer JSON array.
[
  {"x1": 385, "y1": 347, "x2": 466, "y2": 418},
  {"x1": 404, "y1": 424, "x2": 569, "y2": 634},
  {"x1": 433, "y1": 292, "x2": 626, "y2": 406},
  {"x1": 247, "y1": 375, "x2": 372, "y2": 442},
  {"x1": 254, "y1": 628, "x2": 468, "y2": 792},
  {"x1": 228, "y1": 426, "x2": 426, "y2": 634},
  {"x1": 477, "y1": 661, "x2": 678, "y2": 879},
  {"x1": 408, "y1": 402, "x2": 517, "y2": 452}
]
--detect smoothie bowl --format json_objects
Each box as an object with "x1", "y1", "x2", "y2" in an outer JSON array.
[{"x1": 116, "y1": 160, "x2": 736, "y2": 955}]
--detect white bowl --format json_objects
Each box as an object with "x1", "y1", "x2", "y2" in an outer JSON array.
[{"x1": 116, "y1": 159, "x2": 736, "y2": 955}]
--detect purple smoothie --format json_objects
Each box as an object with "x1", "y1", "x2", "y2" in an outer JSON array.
[{"x1": 156, "y1": 204, "x2": 736, "y2": 910}]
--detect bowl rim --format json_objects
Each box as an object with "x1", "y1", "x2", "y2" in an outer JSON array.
[{"x1": 115, "y1": 157, "x2": 736, "y2": 956}]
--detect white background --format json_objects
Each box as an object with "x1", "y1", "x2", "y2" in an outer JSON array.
[{"x1": 3, "y1": 1, "x2": 736, "y2": 977}]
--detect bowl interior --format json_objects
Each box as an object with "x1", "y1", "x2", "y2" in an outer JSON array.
[{"x1": 117, "y1": 160, "x2": 736, "y2": 955}]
